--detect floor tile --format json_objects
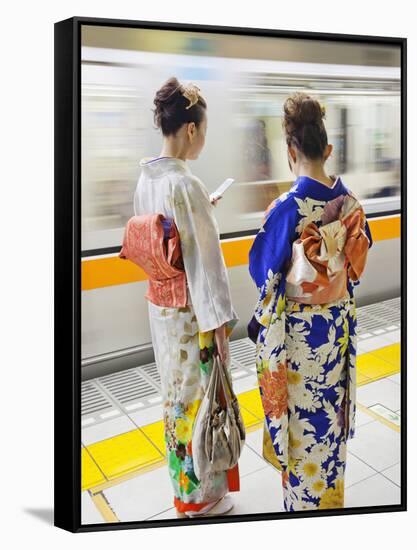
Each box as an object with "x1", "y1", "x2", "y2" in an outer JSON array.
[
  {"x1": 244, "y1": 426, "x2": 264, "y2": 458},
  {"x1": 347, "y1": 420, "x2": 400, "y2": 471},
  {"x1": 357, "y1": 342, "x2": 369, "y2": 356},
  {"x1": 103, "y1": 466, "x2": 174, "y2": 522},
  {"x1": 238, "y1": 401, "x2": 263, "y2": 429},
  {"x1": 128, "y1": 405, "x2": 163, "y2": 427},
  {"x1": 233, "y1": 375, "x2": 257, "y2": 395},
  {"x1": 140, "y1": 421, "x2": 166, "y2": 456},
  {"x1": 381, "y1": 463, "x2": 401, "y2": 487},
  {"x1": 81, "y1": 490, "x2": 106, "y2": 525},
  {"x1": 228, "y1": 464, "x2": 284, "y2": 515},
  {"x1": 356, "y1": 371, "x2": 373, "y2": 386},
  {"x1": 238, "y1": 440, "x2": 271, "y2": 477},
  {"x1": 82, "y1": 447, "x2": 106, "y2": 491},
  {"x1": 147, "y1": 453, "x2": 277, "y2": 520},
  {"x1": 345, "y1": 473, "x2": 400, "y2": 507},
  {"x1": 238, "y1": 389, "x2": 265, "y2": 420},
  {"x1": 368, "y1": 404, "x2": 400, "y2": 427},
  {"x1": 357, "y1": 353, "x2": 399, "y2": 382},
  {"x1": 146, "y1": 507, "x2": 178, "y2": 521},
  {"x1": 86, "y1": 429, "x2": 163, "y2": 480},
  {"x1": 384, "y1": 329, "x2": 401, "y2": 344},
  {"x1": 354, "y1": 409, "x2": 377, "y2": 429},
  {"x1": 345, "y1": 452, "x2": 377, "y2": 488},
  {"x1": 357, "y1": 335, "x2": 394, "y2": 353},
  {"x1": 370, "y1": 343, "x2": 401, "y2": 368},
  {"x1": 387, "y1": 373, "x2": 401, "y2": 385},
  {"x1": 82, "y1": 415, "x2": 138, "y2": 446},
  {"x1": 357, "y1": 377, "x2": 401, "y2": 412}
]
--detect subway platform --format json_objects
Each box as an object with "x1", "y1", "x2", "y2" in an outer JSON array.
[{"x1": 80, "y1": 297, "x2": 401, "y2": 523}]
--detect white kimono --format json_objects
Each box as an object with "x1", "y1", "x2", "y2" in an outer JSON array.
[
  {"x1": 134, "y1": 156, "x2": 238, "y2": 332},
  {"x1": 134, "y1": 156, "x2": 239, "y2": 509}
]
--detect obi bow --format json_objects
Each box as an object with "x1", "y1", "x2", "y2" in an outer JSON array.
[
  {"x1": 287, "y1": 194, "x2": 370, "y2": 298},
  {"x1": 119, "y1": 213, "x2": 187, "y2": 307}
]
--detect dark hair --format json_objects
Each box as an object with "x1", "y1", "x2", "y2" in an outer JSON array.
[
  {"x1": 152, "y1": 77, "x2": 207, "y2": 136},
  {"x1": 283, "y1": 92, "x2": 328, "y2": 160}
]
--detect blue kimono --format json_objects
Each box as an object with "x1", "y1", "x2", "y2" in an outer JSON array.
[{"x1": 248, "y1": 175, "x2": 372, "y2": 511}]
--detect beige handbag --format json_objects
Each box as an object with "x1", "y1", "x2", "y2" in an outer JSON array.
[{"x1": 191, "y1": 354, "x2": 246, "y2": 481}]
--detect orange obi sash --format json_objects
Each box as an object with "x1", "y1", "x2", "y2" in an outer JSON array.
[
  {"x1": 286, "y1": 193, "x2": 370, "y2": 304},
  {"x1": 119, "y1": 213, "x2": 188, "y2": 307}
]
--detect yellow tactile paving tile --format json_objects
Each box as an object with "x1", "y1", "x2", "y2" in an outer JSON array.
[
  {"x1": 356, "y1": 370, "x2": 373, "y2": 386},
  {"x1": 82, "y1": 447, "x2": 106, "y2": 491},
  {"x1": 357, "y1": 350, "x2": 400, "y2": 382},
  {"x1": 237, "y1": 388, "x2": 264, "y2": 420},
  {"x1": 369, "y1": 343, "x2": 401, "y2": 368},
  {"x1": 85, "y1": 429, "x2": 163, "y2": 481},
  {"x1": 140, "y1": 421, "x2": 166, "y2": 456}
]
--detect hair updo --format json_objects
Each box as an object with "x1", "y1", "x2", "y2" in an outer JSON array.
[
  {"x1": 283, "y1": 92, "x2": 328, "y2": 160},
  {"x1": 152, "y1": 76, "x2": 207, "y2": 137}
]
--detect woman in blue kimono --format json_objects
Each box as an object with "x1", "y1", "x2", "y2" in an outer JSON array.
[{"x1": 248, "y1": 92, "x2": 373, "y2": 511}]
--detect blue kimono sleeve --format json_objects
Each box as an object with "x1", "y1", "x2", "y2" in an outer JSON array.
[
  {"x1": 249, "y1": 197, "x2": 298, "y2": 290},
  {"x1": 364, "y1": 216, "x2": 373, "y2": 249},
  {"x1": 351, "y1": 213, "x2": 373, "y2": 290},
  {"x1": 247, "y1": 196, "x2": 298, "y2": 342}
]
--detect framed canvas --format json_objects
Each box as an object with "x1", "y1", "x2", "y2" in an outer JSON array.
[{"x1": 54, "y1": 16, "x2": 406, "y2": 532}]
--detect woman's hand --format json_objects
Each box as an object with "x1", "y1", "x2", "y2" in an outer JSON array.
[
  {"x1": 210, "y1": 194, "x2": 223, "y2": 206},
  {"x1": 214, "y1": 322, "x2": 228, "y2": 364}
]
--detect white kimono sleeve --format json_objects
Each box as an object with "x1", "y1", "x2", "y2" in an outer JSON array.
[
  {"x1": 133, "y1": 187, "x2": 140, "y2": 216},
  {"x1": 172, "y1": 175, "x2": 238, "y2": 333}
]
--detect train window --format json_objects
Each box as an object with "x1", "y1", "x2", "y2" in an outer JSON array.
[{"x1": 81, "y1": 62, "x2": 148, "y2": 251}]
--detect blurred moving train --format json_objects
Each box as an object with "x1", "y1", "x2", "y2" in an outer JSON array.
[{"x1": 80, "y1": 37, "x2": 401, "y2": 380}]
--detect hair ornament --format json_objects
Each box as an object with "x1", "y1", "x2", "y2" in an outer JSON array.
[{"x1": 181, "y1": 83, "x2": 202, "y2": 110}]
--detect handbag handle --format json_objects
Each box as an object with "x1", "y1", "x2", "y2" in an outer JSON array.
[
  {"x1": 214, "y1": 354, "x2": 235, "y2": 410},
  {"x1": 207, "y1": 354, "x2": 220, "y2": 406},
  {"x1": 214, "y1": 354, "x2": 246, "y2": 445}
]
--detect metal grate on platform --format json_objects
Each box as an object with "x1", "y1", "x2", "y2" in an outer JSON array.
[
  {"x1": 356, "y1": 297, "x2": 400, "y2": 338},
  {"x1": 138, "y1": 363, "x2": 162, "y2": 390},
  {"x1": 81, "y1": 381, "x2": 119, "y2": 426},
  {"x1": 96, "y1": 369, "x2": 160, "y2": 413}
]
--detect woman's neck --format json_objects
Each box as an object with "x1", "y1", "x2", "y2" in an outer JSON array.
[
  {"x1": 296, "y1": 164, "x2": 333, "y2": 187},
  {"x1": 160, "y1": 140, "x2": 187, "y2": 161},
  {"x1": 160, "y1": 150, "x2": 187, "y2": 162}
]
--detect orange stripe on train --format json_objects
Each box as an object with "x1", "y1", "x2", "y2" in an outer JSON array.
[{"x1": 81, "y1": 216, "x2": 400, "y2": 291}]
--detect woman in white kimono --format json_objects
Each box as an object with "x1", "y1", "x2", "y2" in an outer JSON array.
[{"x1": 133, "y1": 77, "x2": 239, "y2": 518}]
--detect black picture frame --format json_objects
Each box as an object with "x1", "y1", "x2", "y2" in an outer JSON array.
[{"x1": 54, "y1": 15, "x2": 407, "y2": 533}]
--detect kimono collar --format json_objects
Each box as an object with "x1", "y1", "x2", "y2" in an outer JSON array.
[
  {"x1": 139, "y1": 156, "x2": 192, "y2": 177},
  {"x1": 291, "y1": 175, "x2": 343, "y2": 199}
]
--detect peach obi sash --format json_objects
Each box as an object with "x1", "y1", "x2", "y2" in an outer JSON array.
[
  {"x1": 286, "y1": 194, "x2": 370, "y2": 305},
  {"x1": 119, "y1": 213, "x2": 188, "y2": 307}
]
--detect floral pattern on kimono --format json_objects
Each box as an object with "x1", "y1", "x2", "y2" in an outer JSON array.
[
  {"x1": 248, "y1": 175, "x2": 372, "y2": 511},
  {"x1": 148, "y1": 302, "x2": 237, "y2": 507}
]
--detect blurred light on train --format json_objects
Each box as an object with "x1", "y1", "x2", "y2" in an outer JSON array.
[{"x1": 81, "y1": 44, "x2": 400, "y2": 250}]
